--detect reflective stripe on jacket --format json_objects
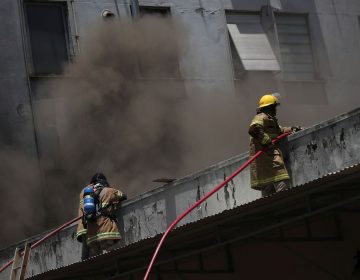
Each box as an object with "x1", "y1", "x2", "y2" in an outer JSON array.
[{"x1": 248, "y1": 112, "x2": 291, "y2": 189}]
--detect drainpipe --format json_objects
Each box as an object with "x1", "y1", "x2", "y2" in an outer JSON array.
[
  {"x1": 130, "y1": 0, "x2": 140, "y2": 18},
  {"x1": 70, "y1": 0, "x2": 81, "y2": 55},
  {"x1": 16, "y1": 0, "x2": 42, "y2": 169},
  {"x1": 16, "y1": 0, "x2": 47, "y2": 219}
]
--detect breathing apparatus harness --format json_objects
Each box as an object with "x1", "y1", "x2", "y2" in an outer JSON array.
[{"x1": 82, "y1": 180, "x2": 117, "y2": 226}]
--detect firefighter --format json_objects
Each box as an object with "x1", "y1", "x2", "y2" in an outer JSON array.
[
  {"x1": 76, "y1": 188, "x2": 89, "y2": 260},
  {"x1": 248, "y1": 94, "x2": 301, "y2": 197},
  {"x1": 76, "y1": 173, "x2": 127, "y2": 258}
]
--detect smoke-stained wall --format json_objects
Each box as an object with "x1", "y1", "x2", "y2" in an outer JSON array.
[
  {"x1": 0, "y1": 0, "x2": 360, "y2": 247},
  {"x1": 0, "y1": 0, "x2": 44, "y2": 247}
]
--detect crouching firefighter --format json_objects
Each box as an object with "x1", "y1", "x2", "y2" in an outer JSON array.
[
  {"x1": 76, "y1": 172, "x2": 127, "y2": 258},
  {"x1": 248, "y1": 94, "x2": 302, "y2": 197}
]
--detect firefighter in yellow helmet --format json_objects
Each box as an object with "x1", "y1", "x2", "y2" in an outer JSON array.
[{"x1": 248, "y1": 94, "x2": 302, "y2": 197}]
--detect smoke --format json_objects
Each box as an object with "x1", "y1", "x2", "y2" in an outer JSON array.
[
  {"x1": 0, "y1": 148, "x2": 44, "y2": 248},
  {"x1": 59, "y1": 19, "x2": 183, "y2": 184},
  {"x1": 52, "y1": 18, "x2": 246, "y2": 196},
  {"x1": 33, "y1": 17, "x2": 250, "y2": 230},
  {"x1": 1, "y1": 14, "x2": 359, "y2": 247}
]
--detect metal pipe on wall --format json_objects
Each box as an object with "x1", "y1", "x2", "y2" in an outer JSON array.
[
  {"x1": 16, "y1": 0, "x2": 44, "y2": 191},
  {"x1": 70, "y1": 0, "x2": 81, "y2": 55},
  {"x1": 113, "y1": 0, "x2": 121, "y2": 18},
  {"x1": 130, "y1": 0, "x2": 140, "y2": 18}
]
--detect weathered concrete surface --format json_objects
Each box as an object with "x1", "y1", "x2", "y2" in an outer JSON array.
[
  {"x1": 0, "y1": 227, "x2": 81, "y2": 279},
  {"x1": 0, "y1": 107, "x2": 359, "y2": 279},
  {"x1": 0, "y1": 0, "x2": 38, "y2": 157},
  {"x1": 287, "y1": 108, "x2": 360, "y2": 185}
]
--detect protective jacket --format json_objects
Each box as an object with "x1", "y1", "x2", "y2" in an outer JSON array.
[
  {"x1": 248, "y1": 112, "x2": 292, "y2": 189},
  {"x1": 76, "y1": 189, "x2": 87, "y2": 242},
  {"x1": 76, "y1": 186, "x2": 126, "y2": 245}
]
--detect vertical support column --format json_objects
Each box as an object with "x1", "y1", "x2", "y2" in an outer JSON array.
[{"x1": 130, "y1": 0, "x2": 139, "y2": 18}]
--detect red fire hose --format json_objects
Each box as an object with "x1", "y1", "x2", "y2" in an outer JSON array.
[
  {"x1": 144, "y1": 132, "x2": 291, "y2": 279},
  {"x1": 0, "y1": 216, "x2": 82, "y2": 273}
]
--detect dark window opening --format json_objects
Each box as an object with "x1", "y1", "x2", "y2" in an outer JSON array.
[
  {"x1": 134, "y1": 6, "x2": 179, "y2": 79},
  {"x1": 139, "y1": 6, "x2": 171, "y2": 17},
  {"x1": 25, "y1": 1, "x2": 69, "y2": 75}
]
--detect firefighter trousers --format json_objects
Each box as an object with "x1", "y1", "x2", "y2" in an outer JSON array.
[
  {"x1": 260, "y1": 180, "x2": 290, "y2": 197},
  {"x1": 89, "y1": 239, "x2": 119, "y2": 257}
]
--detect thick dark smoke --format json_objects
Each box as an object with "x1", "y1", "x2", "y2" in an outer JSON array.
[
  {"x1": 1, "y1": 15, "x2": 358, "y2": 248},
  {"x1": 46, "y1": 17, "x2": 187, "y2": 221},
  {"x1": 45, "y1": 17, "x2": 247, "y2": 236},
  {"x1": 52, "y1": 17, "x2": 245, "y2": 203}
]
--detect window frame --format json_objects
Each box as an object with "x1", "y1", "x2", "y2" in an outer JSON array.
[
  {"x1": 130, "y1": 5, "x2": 181, "y2": 80},
  {"x1": 23, "y1": 0, "x2": 72, "y2": 76},
  {"x1": 138, "y1": 5, "x2": 171, "y2": 17},
  {"x1": 225, "y1": 10, "x2": 281, "y2": 79},
  {"x1": 225, "y1": 9, "x2": 319, "y2": 82},
  {"x1": 274, "y1": 11, "x2": 319, "y2": 82}
]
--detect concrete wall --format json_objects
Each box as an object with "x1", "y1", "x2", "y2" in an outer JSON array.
[
  {"x1": 0, "y1": 0, "x2": 38, "y2": 157},
  {"x1": 288, "y1": 108, "x2": 360, "y2": 185},
  {"x1": 0, "y1": 106, "x2": 359, "y2": 279},
  {"x1": 121, "y1": 107, "x2": 360, "y2": 243}
]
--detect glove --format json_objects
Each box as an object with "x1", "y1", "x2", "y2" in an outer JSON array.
[
  {"x1": 291, "y1": 126, "x2": 303, "y2": 132},
  {"x1": 262, "y1": 139, "x2": 275, "y2": 149},
  {"x1": 119, "y1": 193, "x2": 127, "y2": 202}
]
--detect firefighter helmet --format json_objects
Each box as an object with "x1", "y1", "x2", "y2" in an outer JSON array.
[{"x1": 258, "y1": 94, "x2": 280, "y2": 109}]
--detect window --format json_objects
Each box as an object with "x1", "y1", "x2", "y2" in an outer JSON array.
[
  {"x1": 226, "y1": 11, "x2": 316, "y2": 81},
  {"x1": 24, "y1": 1, "x2": 69, "y2": 75},
  {"x1": 135, "y1": 6, "x2": 179, "y2": 79},
  {"x1": 139, "y1": 6, "x2": 171, "y2": 17},
  {"x1": 275, "y1": 13, "x2": 316, "y2": 80},
  {"x1": 226, "y1": 12, "x2": 280, "y2": 74}
]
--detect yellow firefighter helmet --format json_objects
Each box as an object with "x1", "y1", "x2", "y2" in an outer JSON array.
[{"x1": 258, "y1": 94, "x2": 280, "y2": 109}]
